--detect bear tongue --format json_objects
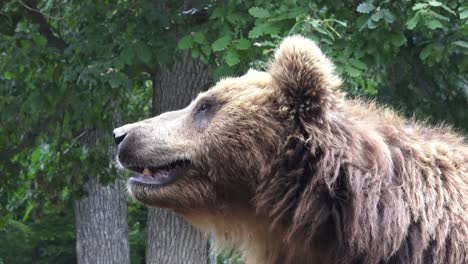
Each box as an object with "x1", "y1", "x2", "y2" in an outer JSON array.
[
  {"x1": 130, "y1": 167, "x2": 174, "y2": 186},
  {"x1": 143, "y1": 167, "x2": 170, "y2": 179}
]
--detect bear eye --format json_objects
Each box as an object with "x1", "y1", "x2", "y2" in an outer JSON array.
[
  {"x1": 192, "y1": 97, "x2": 220, "y2": 129},
  {"x1": 198, "y1": 102, "x2": 211, "y2": 112},
  {"x1": 195, "y1": 99, "x2": 215, "y2": 114}
]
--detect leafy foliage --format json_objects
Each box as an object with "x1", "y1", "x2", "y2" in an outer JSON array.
[
  {"x1": 128, "y1": 201, "x2": 147, "y2": 264},
  {"x1": 217, "y1": 249, "x2": 244, "y2": 264},
  {"x1": 0, "y1": 201, "x2": 76, "y2": 264},
  {"x1": 179, "y1": 0, "x2": 467, "y2": 130}
]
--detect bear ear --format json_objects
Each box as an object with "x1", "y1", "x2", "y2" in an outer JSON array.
[{"x1": 268, "y1": 35, "x2": 342, "y2": 119}]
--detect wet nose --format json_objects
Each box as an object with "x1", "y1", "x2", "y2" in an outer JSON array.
[{"x1": 113, "y1": 127, "x2": 127, "y2": 145}]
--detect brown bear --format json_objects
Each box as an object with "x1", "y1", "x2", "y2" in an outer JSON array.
[{"x1": 113, "y1": 35, "x2": 468, "y2": 264}]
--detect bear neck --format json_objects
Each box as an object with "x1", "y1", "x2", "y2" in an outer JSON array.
[{"x1": 183, "y1": 207, "x2": 327, "y2": 264}]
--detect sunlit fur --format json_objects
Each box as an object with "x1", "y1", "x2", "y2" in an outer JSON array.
[{"x1": 121, "y1": 35, "x2": 468, "y2": 264}]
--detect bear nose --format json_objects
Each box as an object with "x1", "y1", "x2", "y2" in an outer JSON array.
[{"x1": 113, "y1": 127, "x2": 127, "y2": 145}]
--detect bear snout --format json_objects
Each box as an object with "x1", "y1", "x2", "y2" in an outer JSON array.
[
  {"x1": 113, "y1": 123, "x2": 140, "y2": 146},
  {"x1": 114, "y1": 122, "x2": 192, "y2": 171},
  {"x1": 116, "y1": 131, "x2": 141, "y2": 168},
  {"x1": 113, "y1": 128, "x2": 127, "y2": 145}
]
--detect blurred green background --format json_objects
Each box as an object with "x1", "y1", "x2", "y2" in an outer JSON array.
[{"x1": 0, "y1": 0, "x2": 466, "y2": 263}]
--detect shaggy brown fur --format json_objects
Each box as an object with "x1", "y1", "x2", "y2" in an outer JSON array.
[
  {"x1": 253, "y1": 36, "x2": 468, "y2": 263},
  {"x1": 115, "y1": 36, "x2": 468, "y2": 264}
]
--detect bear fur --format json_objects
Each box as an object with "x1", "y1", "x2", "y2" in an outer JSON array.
[{"x1": 115, "y1": 35, "x2": 468, "y2": 264}]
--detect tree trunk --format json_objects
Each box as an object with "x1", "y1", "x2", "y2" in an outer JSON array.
[
  {"x1": 146, "y1": 209, "x2": 212, "y2": 264},
  {"x1": 146, "y1": 51, "x2": 212, "y2": 264},
  {"x1": 75, "y1": 177, "x2": 130, "y2": 264},
  {"x1": 151, "y1": 53, "x2": 212, "y2": 115}
]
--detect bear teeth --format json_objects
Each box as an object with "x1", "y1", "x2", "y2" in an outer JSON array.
[{"x1": 143, "y1": 168, "x2": 153, "y2": 176}]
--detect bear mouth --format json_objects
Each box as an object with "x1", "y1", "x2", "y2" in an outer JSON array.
[{"x1": 127, "y1": 160, "x2": 191, "y2": 187}]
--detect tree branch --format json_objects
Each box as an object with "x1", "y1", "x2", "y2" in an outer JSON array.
[{"x1": 19, "y1": 0, "x2": 67, "y2": 50}]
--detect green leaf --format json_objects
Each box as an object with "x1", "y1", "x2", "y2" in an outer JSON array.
[
  {"x1": 432, "y1": 12, "x2": 450, "y2": 22},
  {"x1": 413, "y1": 3, "x2": 428, "y2": 10},
  {"x1": 31, "y1": 147, "x2": 41, "y2": 164},
  {"x1": 248, "y1": 7, "x2": 271, "y2": 18},
  {"x1": 389, "y1": 33, "x2": 407, "y2": 47},
  {"x1": 235, "y1": 39, "x2": 250, "y2": 50},
  {"x1": 248, "y1": 23, "x2": 280, "y2": 38},
  {"x1": 428, "y1": 0, "x2": 442, "y2": 7},
  {"x1": 344, "y1": 65, "x2": 361, "y2": 77},
  {"x1": 419, "y1": 45, "x2": 433, "y2": 60},
  {"x1": 367, "y1": 18, "x2": 378, "y2": 29},
  {"x1": 178, "y1": 35, "x2": 193, "y2": 49},
  {"x1": 440, "y1": 4, "x2": 456, "y2": 16},
  {"x1": 192, "y1": 32, "x2": 206, "y2": 44},
  {"x1": 332, "y1": 19, "x2": 347, "y2": 27},
  {"x1": 213, "y1": 64, "x2": 234, "y2": 80},
  {"x1": 406, "y1": 15, "x2": 420, "y2": 29},
  {"x1": 191, "y1": 49, "x2": 200, "y2": 58},
  {"x1": 200, "y1": 44, "x2": 212, "y2": 57},
  {"x1": 108, "y1": 72, "x2": 130, "y2": 89},
  {"x1": 80, "y1": 146, "x2": 89, "y2": 161},
  {"x1": 460, "y1": 9, "x2": 468, "y2": 20},
  {"x1": 382, "y1": 9, "x2": 395, "y2": 23},
  {"x1": 33, "y1": 34, "x2": 47, "y2": 47},
  {"x1": 61, "y1": 187, "x2": 70, "y2": 201},
  {"x1": 224, "y1": 49, "x2": 240, "y2": 66},
  {"x1": 3, "y1": 71, "x2": 14, "y2": 80},
  {"x1": 118, "y1": 47, "x2": 134, "y2": 66},
  {"x1": 356, "y1": 2, "x2": 375, "y2": 14},
  {"x1": 425, "y1": 19, "x2": 444, "y2": 30},
  {"x1": 371, "y1": 10, "x2": 384, "y2": 22},
  {"x1": 226, "y1": 13, "x2": 243, "y2": 25},
  {"x1": 349, "y1": 59, "x2": 368, "y2": 70},
  {"x1": 452, "y1": 41, "x2": 468, "y2": 49},
  {"x1": 309, "y1": 20, "x2": 330, "y2": 36},
  {"x1": 136, "y1": 42, "x2": 151, "y2": 64},
  {"x1": 22, "y1": 203, "x2": 35, "y2": 222},
  {"x1": 356, "y1": 15, "x2": 370, "y2": 31},
  {"x1": 210, "y1": 7, "x2": 225, "y2": 19},
  {"x1": 212, "y1": 36, "x2": 231, "y2": 52}
]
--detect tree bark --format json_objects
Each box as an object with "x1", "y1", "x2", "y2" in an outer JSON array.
[
  {"x1": 146, "y1": 209, "x2": 212, "y2": 264},
  {"x1": 146, "y1": 51, "x2": 212, "y2": 264},
  {"x1": 151, "y1": 52, "x2": 212, "y2": 115},
  {"x1": 75, "y1": 177, "x2": 130, "y2": 264}
]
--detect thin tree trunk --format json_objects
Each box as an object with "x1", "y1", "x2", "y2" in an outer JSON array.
[
  {"x1": 75, "y1": 177, "x2": 130, "y2": 264},
  {"x1": 146, "y1": 51, "x2": 212, "y2": 264}
]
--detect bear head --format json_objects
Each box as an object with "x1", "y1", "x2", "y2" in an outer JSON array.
[{"x1": 113, "y1": 35, "x2": 342, "y2": 215}]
